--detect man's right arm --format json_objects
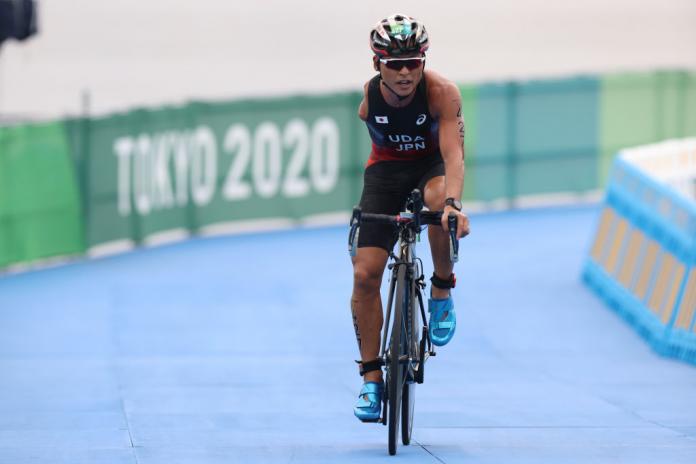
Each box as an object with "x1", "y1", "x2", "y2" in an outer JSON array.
[{"x1": 358, "y1": 82, "x2": 369, "y2": 121}]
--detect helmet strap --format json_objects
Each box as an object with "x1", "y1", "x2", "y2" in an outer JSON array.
[{"x1": 380, "y1": 78, "x2": 415, "y2": 103}]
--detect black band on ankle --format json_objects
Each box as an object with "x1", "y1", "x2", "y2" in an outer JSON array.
[
  {"x1": 431, "y1": 272, "x2": 456, "y2": 289},
  {"x1": 355, "y1": 358, "x2": 384, "y2": 376}
]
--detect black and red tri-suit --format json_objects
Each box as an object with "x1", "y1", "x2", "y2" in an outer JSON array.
[{"x1": 358, "y1": 74, "x2": 445, "y2": 251}]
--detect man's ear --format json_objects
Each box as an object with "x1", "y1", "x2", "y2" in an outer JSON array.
[{"x1": 373, "y1": 55, "x2": 380, "y2": 71}]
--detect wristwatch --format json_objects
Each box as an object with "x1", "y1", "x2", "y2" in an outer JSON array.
[{"x1": 445, "y1": 197, "x2": 462, "y2": 211}]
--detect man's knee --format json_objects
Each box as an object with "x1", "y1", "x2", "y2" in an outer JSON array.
[
  {"x1": 353, "y1": 263, "x2": 383, "y2": 295},
  {"x1": 424, "y1": 176, "x2": 446, "y2": 209}
]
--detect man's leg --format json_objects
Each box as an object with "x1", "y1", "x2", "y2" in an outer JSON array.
[
  {"x1": 351, "y1": 246, "x2": 389, "y2": 383},
  {"x1": 422, "y1": 175, "x2": 458, "y2": 346},
  {"x1": 424, "y1": 176, "x2": 453, "y2": 297}
]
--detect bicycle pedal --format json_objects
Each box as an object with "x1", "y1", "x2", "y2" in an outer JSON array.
[{"x1": 360, "y1": 417, "x2": 382, "y2": 423}]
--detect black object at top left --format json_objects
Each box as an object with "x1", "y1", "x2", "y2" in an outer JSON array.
[{"x1": 0, "y1": 0, "x2": 38, "y2": 47}]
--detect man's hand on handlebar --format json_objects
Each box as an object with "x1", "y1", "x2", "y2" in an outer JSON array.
[{"x1": 441, "y1": 206, "x2": 470, "y2": 240}]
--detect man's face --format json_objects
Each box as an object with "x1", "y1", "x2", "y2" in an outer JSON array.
[{"x1": 378, "y1": 53, "x2": 425, "y2": 97}]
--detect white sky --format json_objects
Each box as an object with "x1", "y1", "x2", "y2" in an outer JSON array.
[{"x1": 1, "y1": 0, "x2": 695, "y2": 119}]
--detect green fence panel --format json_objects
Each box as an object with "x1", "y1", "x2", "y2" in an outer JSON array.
[
  {"x1": 684, "y1": 71, "x2": 696, "y2": 136},
  {"x1": 659, "y1": 70, "x2": 696, "y2": 139},
  {"x1": 600, "y1": 72, "x2": 661, "y2": 182},
  {"x1": 599, "y1": 70, "x2": 696, "y2": 185},
  {"x1": 458, "y1": 84, "x2": 478, "y2": 202},
  {"x1": 514, "y1": 77, "x2": 599, "y2": 196},
  {"x1": 0, "y1": 122, "x2": 84, "y2": 267},
  {"x1": 470, "y1": 82, "x2": 513, "y2": 203},
  {"x1": 187, "y1": 94, "x2": 358, "y2": 228},
  {"x1": 4, "y1": 69, "x2": 695, "y2": 270},
  {"x1": 102, "y1": 106, "x2": 193, "y2": 246},
  {"x1": 657, "y1": 71, "x2": 689, "y2": 138},
  {"x1": 69, "y1": 93, "x2": 362, "y2": 249}
]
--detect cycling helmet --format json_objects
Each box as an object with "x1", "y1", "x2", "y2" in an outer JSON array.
[{"x1": 370, "y1": 14, "x2": 429, "y2": 57}]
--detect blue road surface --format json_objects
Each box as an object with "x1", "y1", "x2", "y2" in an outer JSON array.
[{"x1": 1, "y1": 205, "x2": 695, "y2": 463}]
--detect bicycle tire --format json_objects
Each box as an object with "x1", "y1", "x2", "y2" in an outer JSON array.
[
  {"x1": 402, "y1": 277, "x2": 419, "y2": 445},
  {"x1": 402, "y1": 380, "x2": 415, "y2": 445},
  {"x1": 387, "y1": 264, "x2": 407, "y2": 455}
]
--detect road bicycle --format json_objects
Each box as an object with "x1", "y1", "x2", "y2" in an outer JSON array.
[{"x1": 348, "y1": 189, "x2": 459, "y2": 455}]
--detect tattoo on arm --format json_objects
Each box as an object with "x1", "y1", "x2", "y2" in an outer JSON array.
[{"x1": 456, "y1": 104, "x2": 465, "y2": 145}]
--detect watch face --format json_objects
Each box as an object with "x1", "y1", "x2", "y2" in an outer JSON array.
[{"x1": 446, "y1": 198, "x2": 462, "y2": 211}]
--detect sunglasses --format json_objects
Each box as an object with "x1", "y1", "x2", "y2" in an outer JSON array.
[{"x1": 379, "y1": 56, "x2": 425, "y2": 71}]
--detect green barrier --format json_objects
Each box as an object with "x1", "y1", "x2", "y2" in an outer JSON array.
[
  {"x1": 0, "y1": 122, "x2": 84, "y2": 267},
  {"x1": 599, "y1": 70, "x2": 696, "y2": 184},
  {"x1": 64, "y1": 93, "x2": 364, "y2": 249},
  {"x1": 469, "y1": 82, "x2": 511, "y2": 203},
  {"x1": 684, "y1": 72, "x2": 696, "y2": 137},
  {"x1": 458, "y1": 84, "x2": 478, "y2": 202},
  {"x1": 514, "y1": 77, "x2": 599, "y2": 196},
  {"x1": 3, "y1": 69, "x2": 696, "y2": 269},
  {"x1": 467, "y1": 77, "x2": 599, "y2": 204}
]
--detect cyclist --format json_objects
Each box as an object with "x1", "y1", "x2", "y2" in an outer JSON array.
[{"x1": 352, "y1": 14, "x2": 470, "y2": 421}]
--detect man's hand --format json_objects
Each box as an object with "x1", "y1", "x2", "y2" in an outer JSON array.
[{"x1": 441, "y1": 206, "x2": 470, "y2": 240}]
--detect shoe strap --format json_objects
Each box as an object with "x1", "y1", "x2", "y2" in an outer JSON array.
[
  {"x1": 431, "y1": 321, "x2": 455, "y2": 329},
  {"x1": 359, "y1": 381, "x2": 383, "y2": 395},
  {"x1": 428, "y1": 296, "x2": 453, "y2": 313}
]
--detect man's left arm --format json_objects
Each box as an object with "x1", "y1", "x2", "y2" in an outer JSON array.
[{"x1": 436, "y1": 83, "x2": 469, "y2": 238}]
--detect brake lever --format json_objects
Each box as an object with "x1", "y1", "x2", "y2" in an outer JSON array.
[
  {"x1": 348, "y1": 206, "x2": 362, "y2": 257},
  {"x1": 448, "y1": 212, "x2": 459, "y2": 263}
]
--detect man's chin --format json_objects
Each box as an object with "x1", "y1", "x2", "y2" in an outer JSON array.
[{"x1": 394, "y1": 84, "x2": 413, "y2": 96}]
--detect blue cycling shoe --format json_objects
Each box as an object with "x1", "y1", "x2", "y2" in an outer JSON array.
[
  {"x1": 353, "y1": 381, "x2": 383, "y2": 422},
  {"x1": 428, "y1": 295, "x2": 456, "y2": 346}
]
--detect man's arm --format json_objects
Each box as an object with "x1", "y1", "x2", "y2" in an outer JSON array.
[
  {"x1": 436, "y1": 82, "x2": 465, "y2": 200},
  {"x1": 358, "y1": 82, "x2": 369, "y2": 121},
  {"x1": 434, "y1": 81, "x2": 469, "y2": 238}
]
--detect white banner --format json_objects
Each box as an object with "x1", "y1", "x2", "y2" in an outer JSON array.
[{"x1": 620, "y1": 138, "x2": 696, "y2": 201}]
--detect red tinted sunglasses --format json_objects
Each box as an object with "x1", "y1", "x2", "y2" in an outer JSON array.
[{"x1": 379, "y1": 56, "x2": 425, "y2": 71}]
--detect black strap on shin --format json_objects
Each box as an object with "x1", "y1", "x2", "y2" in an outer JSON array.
[
  {"x1": 431, "y1": 272, "x2": 456, "y2": 289},
  {"x1": 355, "y1": 358, "x2": 384, "y2": 376}
]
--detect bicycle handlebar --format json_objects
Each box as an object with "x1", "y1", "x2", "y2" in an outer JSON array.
[{"x1": 348, "y1": 206, "x2": 459, "y2": 263}]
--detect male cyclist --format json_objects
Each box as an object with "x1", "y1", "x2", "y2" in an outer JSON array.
[{"x1": 352, "y1": 14, "x2": 470, "y2": 422}]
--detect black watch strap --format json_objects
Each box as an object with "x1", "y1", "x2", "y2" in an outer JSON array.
[{"x1": 445, "y1": 197, "x2": 462, "y2": 211}]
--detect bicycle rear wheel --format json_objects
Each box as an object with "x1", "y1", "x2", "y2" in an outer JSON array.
[{"x1": 387, "y1": 264, "x2": 407, "y2": 456}]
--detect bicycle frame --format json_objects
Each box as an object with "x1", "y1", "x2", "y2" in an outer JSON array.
[
  {"x1": 347, "y1": 188, "x2": 458, "y2": 454},
  {"x1": 379, "y1": 217, "x2": 432, "y2": 371}
]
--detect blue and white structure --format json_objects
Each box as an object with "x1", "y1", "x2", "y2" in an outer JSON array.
[{"x1": 583, "y1": 138, "x2": 696, "y2": 364}]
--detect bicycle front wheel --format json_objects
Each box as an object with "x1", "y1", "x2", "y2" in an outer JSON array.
[
  {"x1": 388, "y1": 264, "x2": 408, "y2": 455},
  {"x1": 402, "y1": 271, "x2": 419, "y2": 445},
  {"x1": 402, "y1": 380, "x2": 416, "y2": 444}
]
